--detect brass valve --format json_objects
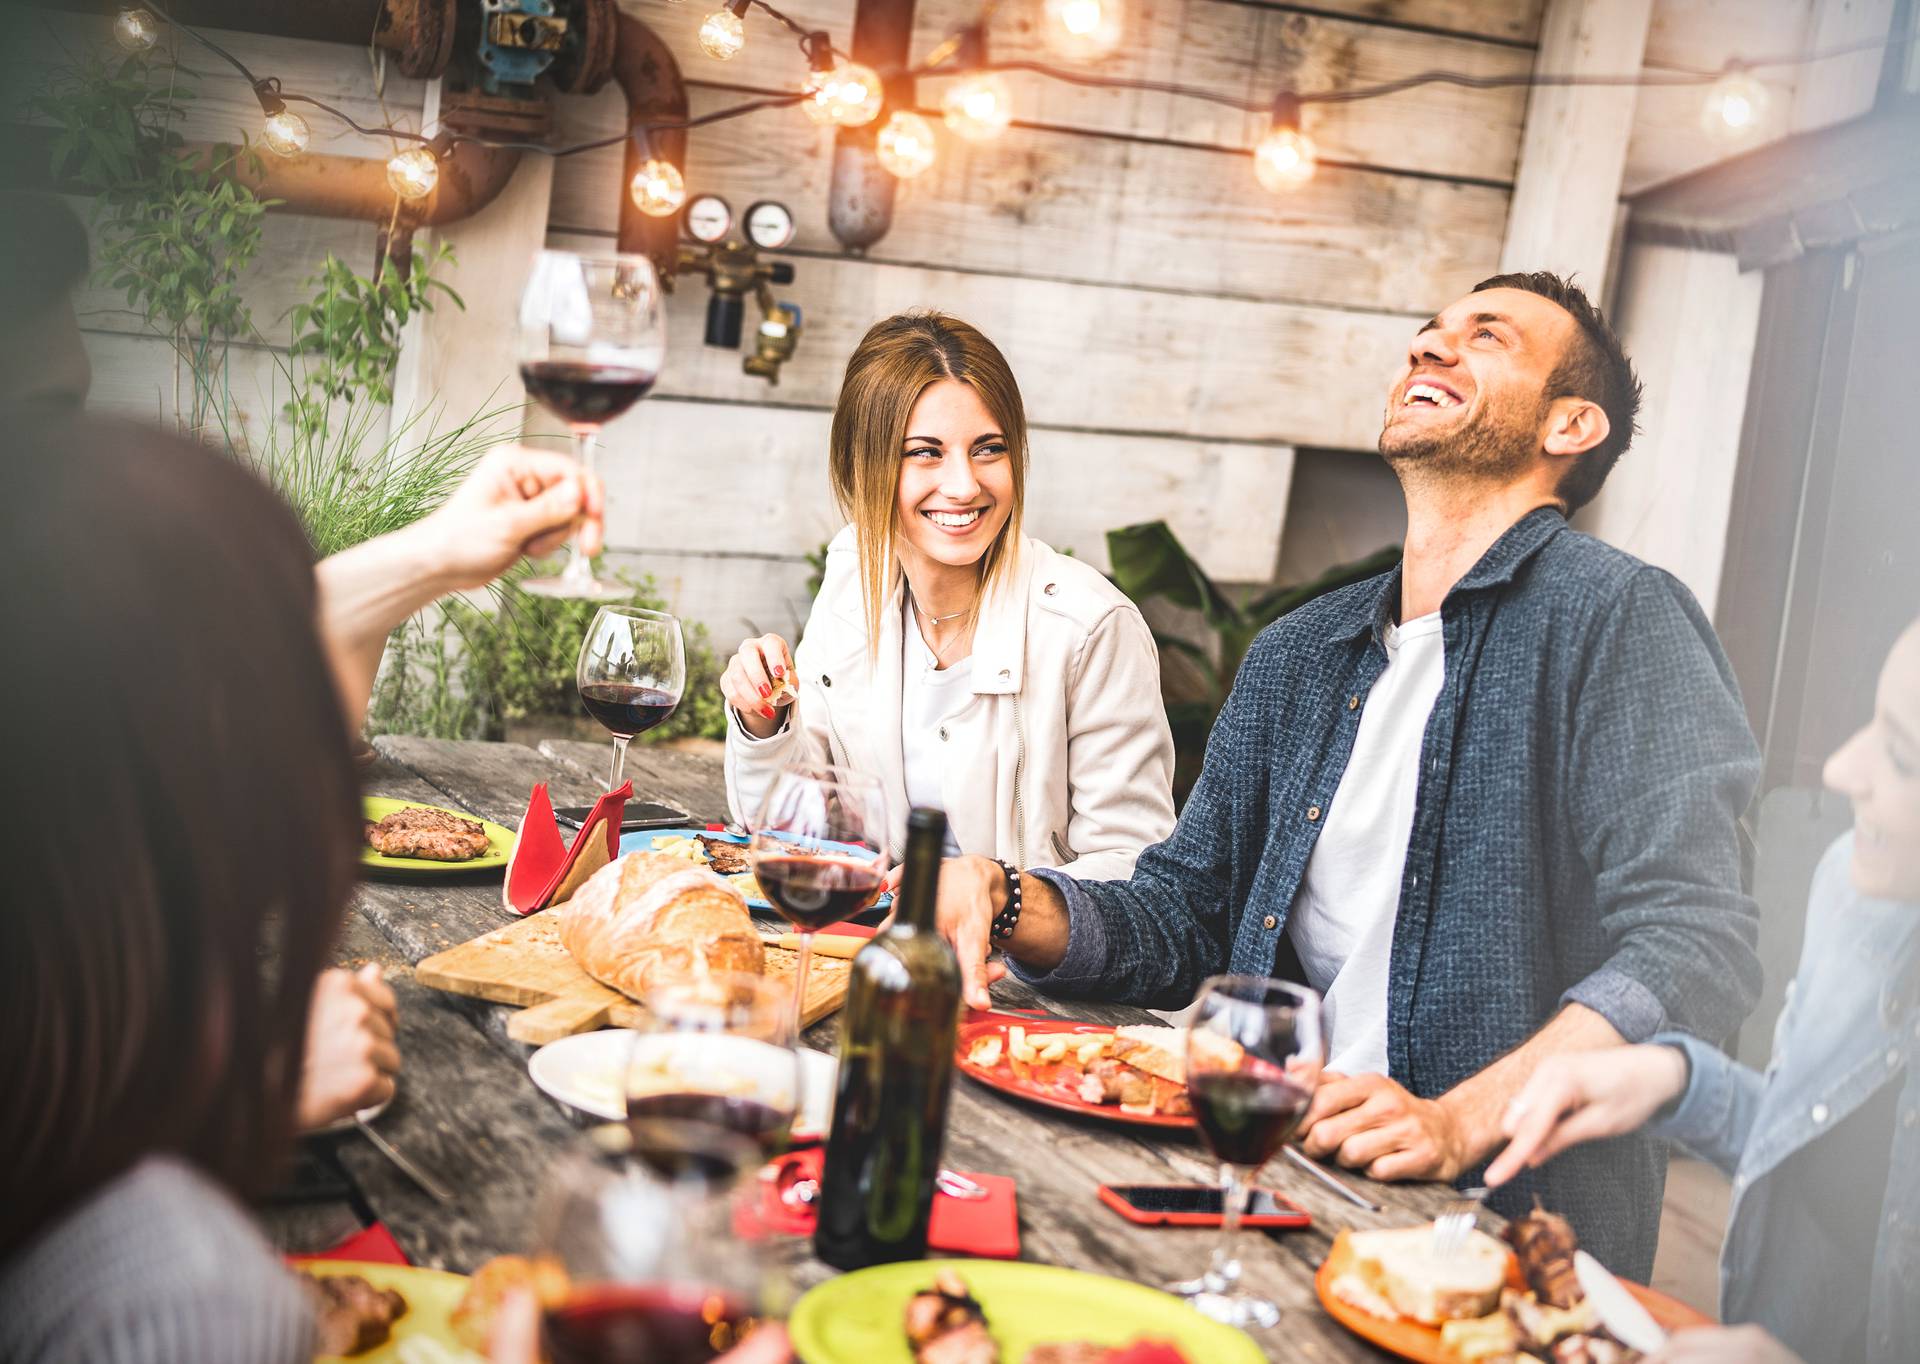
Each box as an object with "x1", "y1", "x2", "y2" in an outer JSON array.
[{"x1": 743, "y1": 303, "x2": 803, "y2": 385}]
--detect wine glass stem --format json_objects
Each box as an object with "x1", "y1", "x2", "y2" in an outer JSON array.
[
  {"x1": 790, "y1": 931, "x2": 814, "y2": 1039},
  {"x1": 607, "y1": 735, "x2": 630, "y2": 792},
  {"x1": 561, "y1": 425, "x2": 601, "y2": 587},
  {"x1": 1211, "y1": 1164, "x2": 1251, "y2": 1289}
]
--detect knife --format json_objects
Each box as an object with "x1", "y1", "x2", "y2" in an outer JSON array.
[
  {"x1": 1573, "y1": 1249, "x2": 1668, "y2": 1353},
  {"x1": 355, "y1": 1114, "x2": 454, "y2": 1205}
]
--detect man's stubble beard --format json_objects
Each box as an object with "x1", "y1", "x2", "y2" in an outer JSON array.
[{"x1": 1377, "y1": 398, "x2": 1540, "y2": 491}]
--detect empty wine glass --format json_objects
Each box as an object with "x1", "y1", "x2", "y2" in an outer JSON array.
[
  {"x1": 748, "y1": 764, "x2": 889, "y2": 1040},
  {"x1": 535, "y1": 1135, "x2": 783, "y2": 1364},
  {"x1": 578, "y1": 605, "x2": 685, "y2": 792},
  {"x1": 518, "y1": 249, "x2": 665, "y2": 600},
  {"x1": 1177, "y1": 974, "x2": 1325, "y2": 1329}
]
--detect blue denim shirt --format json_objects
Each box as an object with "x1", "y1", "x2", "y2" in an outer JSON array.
[
  {"x1": 1017, "y1": 507, "x2": 1763, "y2": 1277},
  {"x1": 1654, "y1": 834, "x2": 1919, "y2": 1364}
]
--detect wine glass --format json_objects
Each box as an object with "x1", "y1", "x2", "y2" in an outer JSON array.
[
  {"x1": 578, "y1": 606, "x2": 685, "y2": 792},
  {"x1": 1177, "y1": 974, "x2": 1325, "y2": 1329},
  {"x1": 748, "y1": 764, "x2": 889, "y2": 1040},
  {"x1": 627, "y1": 973, "x2": 803, "y2": 1176},
  {"x1": 535, "y1": 1136, "x2": 783, "y2": 1364},
  {"x1": 518, "y1": 248, "x2": 665, "y2": 600}
]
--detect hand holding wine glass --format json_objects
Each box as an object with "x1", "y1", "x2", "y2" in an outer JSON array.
[
  {"x1": 578, "y1": 605, "x2": 685, "y2": 792},
  {"x1": 1178, "y1": 974, "x2": 1325, "y2": 1329},
  {"x1": 749, "y1": 764, "x2": 889, "y2": 1039},
  {"x1": 517, "y1": 249, "x2": 665, "y2": 601}
]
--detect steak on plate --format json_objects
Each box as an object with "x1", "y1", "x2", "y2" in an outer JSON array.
[
  {"x1": 302, "y1": 1271, "x2": 408, "y2": 1355},
  {"x1": 365, "y1": 807, "x2": 491, "y2": 861}
]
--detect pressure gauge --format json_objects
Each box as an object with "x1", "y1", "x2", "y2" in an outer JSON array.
[
  {"x1": 683, "y1": 194, "x2": 733, "y2": 245},
  {"x1": 743, "y1": 200, "x2": 796, "y2": 251}
]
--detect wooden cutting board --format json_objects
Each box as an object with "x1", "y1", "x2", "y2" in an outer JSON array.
[{"x1": 414, "y1": 910, "x2": 853, "y2": 1045}]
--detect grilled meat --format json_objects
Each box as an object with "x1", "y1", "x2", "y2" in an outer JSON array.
[
  {"x1": 907, "y1": 1271, "x2": 996, "y2": 1364},
  {"x1": 303, "y1": 1272, "x2": 407, "y2": 1356},
  {"x1": 1505, "y1": 1208, "x2": 1584, "y2": 1310},
  {"x1": 365, "y1": 807, "x2": 491, "y2": 861},
  {"x1": 697, "y1": 836, "x2": 753, "y2": 876}
]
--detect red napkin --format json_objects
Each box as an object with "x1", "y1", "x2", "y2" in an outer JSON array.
[
  {"x1": 753, "y1": 1147, "x2": 1019, "y2": 1258},
  {"x1": 287, "y1": 1221, "x2": 411, "y2": 1267},
  {"x1": 503, "y1": 781, "x2": 630, "y2": 915}
]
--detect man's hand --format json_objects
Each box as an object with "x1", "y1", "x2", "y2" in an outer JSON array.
[
  {"x1": 1297, "y1": 1072, "x2": 1471, "y2": 1182},
  {"x1": 418, "y1": 443, "x2": 606, "y2": 592},
  {"x1": 1484, "y1": 1044, "x2": 1688, "y2": 1186},
  {"x1": 1644, "y1": 1326, "x2": 1803, "y2": 1363},
  {"x1": 295, "y1": 964, "x2": 402, "y2": 1132},
  {"x1": 930, "y1": 854, "x2": 1010, "y2": 1011}
]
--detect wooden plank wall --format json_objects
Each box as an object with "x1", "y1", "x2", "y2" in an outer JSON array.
[{"x1": 552, "y1": 0, "x2": 1542, "y2": 642}]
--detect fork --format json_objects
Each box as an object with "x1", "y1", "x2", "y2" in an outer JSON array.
[{"x1": 1430, "y1": 1186, "x2": 1488, "y2": 1257}]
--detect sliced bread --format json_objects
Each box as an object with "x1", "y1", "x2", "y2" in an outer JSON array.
[{"x1": 1342, "y1": 1225, "x2": 1509, "y2": 1325}]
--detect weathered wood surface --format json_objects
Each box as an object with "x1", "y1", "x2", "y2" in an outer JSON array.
[{"x1": 271, "y1": 738, "x2": 1463, "y2": 1358}]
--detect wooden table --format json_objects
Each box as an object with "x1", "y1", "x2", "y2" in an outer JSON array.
[{"x1": 271, "y1": 736, "x2": 1459, "y2": 1359}]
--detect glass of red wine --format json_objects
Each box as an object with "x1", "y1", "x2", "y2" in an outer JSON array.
[
  {"x1": 517, "y1": 248, "x2": 665, "y2": 600},
  {"x1": 578, "y1": 605, "x2": 685, "y2": 793},
  {"x1": 628, "y1": 973, "x2": 803, "y2": 1177},
  {"x1": 1177, "y1": 974, "x2": 1325, "y2": 1329},
  {"x1": 535, "y1": 1137, "x2": 780, "y2": 1364},
  {"x1": 748, "y1": 763, "x2": 890, "y2": 1040}
]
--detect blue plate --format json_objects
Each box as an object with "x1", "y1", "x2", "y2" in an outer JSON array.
[{"x1": 620, "y1": 827, "x2": 893, "y2": 920}]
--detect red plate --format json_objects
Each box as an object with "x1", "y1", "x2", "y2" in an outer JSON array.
[{"x1": 954, "y1": 1018, "x2": 1196, "y2": 1131}]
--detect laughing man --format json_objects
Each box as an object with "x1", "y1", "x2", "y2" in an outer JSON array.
[{"x1": 934, "y1": 271, "x2": 1763, "y2": 1275}]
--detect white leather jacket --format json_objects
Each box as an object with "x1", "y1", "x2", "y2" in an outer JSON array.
[{"x1": 725, "y1": 526, "x2": 1176, "y2": 876}]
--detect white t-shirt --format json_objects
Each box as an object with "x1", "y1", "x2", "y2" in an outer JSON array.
[
  {"x1": 1288, "y1": 610, "x2": 1446, "y2": 1075},
  {"x1": 902, "y1": 608, "x2": 969, "y2": 854}
]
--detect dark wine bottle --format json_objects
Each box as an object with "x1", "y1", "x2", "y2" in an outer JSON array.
[{"x1": 814, "y1": 807, "x2": 963, "y2": 1270}]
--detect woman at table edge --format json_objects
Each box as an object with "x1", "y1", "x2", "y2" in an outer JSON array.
[
  {"x1": 721, "y1": 311, "x2": 1177, "y2": 907},
  {"x1": 1486, "y1": 614, "x2": 1920, "y2": 1364}
]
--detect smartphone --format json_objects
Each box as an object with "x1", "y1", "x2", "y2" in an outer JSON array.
[
  {"x1": 552, "y1": 801, "x2": 690, "y2": 831},
  {"x1": 1096, "y1": 1183, "x2": 1311, "y2": 1229}
]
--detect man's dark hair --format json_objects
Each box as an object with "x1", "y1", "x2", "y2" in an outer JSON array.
[
  {"x1": 0, "y1": 193, "x2": 90, "y2": 316},
  {"x1": 1473, "y1": 270, "x2": 1642, "y2": 514}
]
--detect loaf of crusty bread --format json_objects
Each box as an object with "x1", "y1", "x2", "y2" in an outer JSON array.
[
  {"x1": 1340, "y1": 1225, "x2": 1509, "y2": 1325},
  {"x1": 559, "y1": 851, "x2": 765, "y2": 1001}
]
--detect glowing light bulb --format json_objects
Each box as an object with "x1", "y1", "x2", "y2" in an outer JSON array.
[
  {"x1": 114, "y1": 7, "x2": 159, "y2": 52},
  {"x1": 699, "y1": 8, "x2": 745, "y2": 60},
  {"x1": 1254, "y1": 123, "x2": 1316, "y2": 192},
  {"x1": 802, "y1": 61, "x2": 884, "y2": 128},
  {"x1": 1702, "y1": 70, "x2": 1770, "y2": 140},
  {"x1": 875, "y1": 110, "x2": 937, "y2": 179},
  {"x1": 942, "y1": 73, "x2": 1012, "y2": 142},
  {"x1": 260, "y1": 109, "x2": 311, "y2": 158},
  {"x1": 386, "y1": 146, "x2": 440, "y2": 200},
  {"x1": 629, "y1": 158, "x2": 687, "y2": 216},
  {"x1": 1044, "y1": 0, "x2": 1121, "y2": 58}
]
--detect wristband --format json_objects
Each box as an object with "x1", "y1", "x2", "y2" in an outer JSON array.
[{"x1": 990, "y1": 860, "x2": 1022, "y2": 942}]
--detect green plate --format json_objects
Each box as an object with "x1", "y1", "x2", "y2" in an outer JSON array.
[
  {"x1": 788, "y1": 1260, "x2": 1264, "y2": 1364},
  {"x1": 360, "y1": 797, "x2": 515, "y2": 877}
]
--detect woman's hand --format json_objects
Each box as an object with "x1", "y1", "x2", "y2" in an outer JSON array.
[
  {"x1": 722, "y1": 633, "x2": 796, "y2": 740},
  {"x1": 417, "y1": 443, "x2": 605, "y2": 589},
  {"x1": 1484, "y1": 1044, "x2": 1689, "y2": 1186},
  {"x1": 295, "y1": 964, "x2": 401, "y2": 1131},
  {"x1": 1644, "y1": 1326, "x2": 1804, "y2": 1363}
]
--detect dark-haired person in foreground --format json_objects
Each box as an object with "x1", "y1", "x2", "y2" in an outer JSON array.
[{"x1": 933, "y1": 273, "x2": 1763, "y2": 1276}]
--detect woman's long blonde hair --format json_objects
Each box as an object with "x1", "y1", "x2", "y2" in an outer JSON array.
[{"x1": 828, "y1": 312, "x2": 1029, "y2": 654}]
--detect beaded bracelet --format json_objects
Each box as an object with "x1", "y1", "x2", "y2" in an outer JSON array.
[{"x1": 990, "y1": 860, "x2": 1023, "y2": 942}]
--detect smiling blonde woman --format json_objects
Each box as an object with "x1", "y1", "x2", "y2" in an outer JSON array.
[{"x1": 722, "y1": 312, "x2": 1174, "y2": 946}]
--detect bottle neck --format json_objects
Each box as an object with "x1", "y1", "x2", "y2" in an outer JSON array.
[{"x1": 895, "y1": 808, "x2": 949, "y2": 932}]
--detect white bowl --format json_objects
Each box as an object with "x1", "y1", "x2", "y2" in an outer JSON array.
[{"x1": 529, "y1": 1029, "x2": 837, "y2": 1138}]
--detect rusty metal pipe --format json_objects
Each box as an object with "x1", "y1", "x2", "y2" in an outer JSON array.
[
  {"x1": 183, "y1": 138, "x2": 523, "y2": 228},
  {"x1": 829, "y1": 0, "x2": 917, "y2": 253},
  {"x1": 609, "y1": 10, "x2": 688, "y2": 284}
]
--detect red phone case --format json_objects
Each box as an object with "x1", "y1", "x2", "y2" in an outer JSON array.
[{"x1": 1096, "y1": 1183, "x2": 1312, "y2": 1229}]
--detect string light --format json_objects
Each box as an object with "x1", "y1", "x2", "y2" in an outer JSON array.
[
  {"x1": 1702, "y1": 68, "x2": 1770, "y2": 140},
  {"x1": 386, "y1": 145, "x2": 440, "y2": 199},
  {"x1": 114, "y1": 7, "x2": 159, "y2": 52},
  {"x1": 630, "y1": 154, "x2": 688, "y2": 216},
  {"x1": 1253, "y1": 92, "x2": 1315, "y2": 192},
  {"x1": 699, "y1": 0, "x2": 749, "y2": 61},
  {"x1": 801, "y1": 50, "x2": 884, "y2": 128},
  {"x1": 876, "y1": 109, "x2": 937, "y2": 178},
  {"x1": 1044, "y1": 0, "x2": 1122, "y2": 60},
  {"x1": 940, "y1": 25, "x2": 1012, "y2": 142}
]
